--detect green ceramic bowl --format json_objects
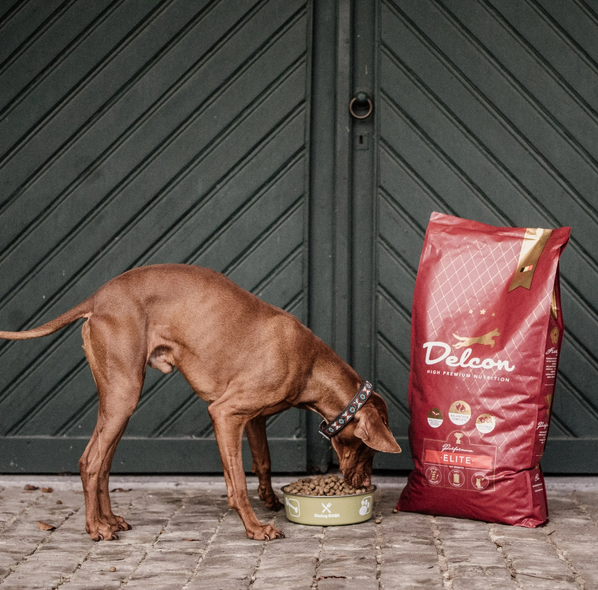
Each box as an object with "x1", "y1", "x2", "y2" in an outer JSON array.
[{"x1": 281, "y1": 485, "x2": 376, "y2": 526}]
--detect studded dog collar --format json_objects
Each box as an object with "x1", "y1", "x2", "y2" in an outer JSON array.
[{"x1": 319, "y1": 381, "x2": 373, "y2": 440}]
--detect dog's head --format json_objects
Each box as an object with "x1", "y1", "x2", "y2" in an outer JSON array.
[{"x1": 330, "y1": 392, "x2": 401, "y2": 488}]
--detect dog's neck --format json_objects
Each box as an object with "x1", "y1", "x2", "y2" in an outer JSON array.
[{"x1": 299, "y1": 356, "x2": 362, "y2": 422}]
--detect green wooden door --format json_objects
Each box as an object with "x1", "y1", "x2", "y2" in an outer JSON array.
[
  {"x1": 359, "y1": 0, "x2": 598, "y2": 473},
  {"x1": 1, "y1": 0, "x2": 597, "y2": 475},
  {"x1": 0, "y1": 0, "x2": 311, "y2": 473}
]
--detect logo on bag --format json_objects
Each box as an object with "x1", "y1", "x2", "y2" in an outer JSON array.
[
  {"x1": 423, "y1": 336, "x2": 515, "y2": 373},
  {"x1": 550, "y1": 327, "x2": 559, "y2": 345},
  {"x1": 452, "y1": 328, "x2": 500, "y2": 349}
]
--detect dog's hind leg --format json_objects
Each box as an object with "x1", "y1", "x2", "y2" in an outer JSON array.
[
  {"x1": 245, "y1": 416, "x2": 282, "y2": 511},
  {"x1": 80, "y1": 317, "x2": 144, "y2": 541}
]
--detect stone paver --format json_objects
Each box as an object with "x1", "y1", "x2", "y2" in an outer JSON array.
[{"x1": 0, "y1": 476, "x2": 596, "y2": 589}]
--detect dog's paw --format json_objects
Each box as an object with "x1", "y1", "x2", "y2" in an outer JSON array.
[
  {"x1": 87, "y1": 523, "x2": 121, "y2": 541},
  {"x1": 265, "y1": 496, "x2": 283, "y2": 512},
  {"x1": 258, "y1": 487, "x2": 284, "y2": 512},
  {"x1": 246, "y1": 524, "x2": 285, "y2": 541},
  {"x1": 115, "y1": 515, "x2": 132, "y2": 531}
]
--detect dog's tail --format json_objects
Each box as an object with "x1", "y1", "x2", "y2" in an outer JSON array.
[{"x1": 0, "y1": 299, "x2": 93, "y2": 341}]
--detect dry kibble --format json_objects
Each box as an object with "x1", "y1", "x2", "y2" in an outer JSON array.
[
  {"x1": 109, "y1": 567, "x2": 116, "y2": 572},
  {"x1": 284, "y1": 475, "x2": 375, "y2": 496}
]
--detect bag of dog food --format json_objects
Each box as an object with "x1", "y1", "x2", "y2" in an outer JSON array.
[{"x1": 396, "y1": 212, "x2": 570, "y2": 527}]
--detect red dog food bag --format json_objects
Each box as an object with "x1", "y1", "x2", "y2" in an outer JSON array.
[{"x1": 396, "y1": 212, "x2": 570, "y2": 527}]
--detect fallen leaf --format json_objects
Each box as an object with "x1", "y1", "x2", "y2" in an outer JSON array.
[
  {"x1": 185, "y1": 538, "x2": 199, "y2": 542},
  {"x1": 24, "y1": 485, "x2": 39, "y2": 491},
  {"x1": 37, "y1": 521, "x2": 56, "y2": 531},
  {"x1": 56, "y1": 500, "x2": 63, "y2": 505},
  {"x1": 110, "y1": 488, "x2": 132, "y2": 493},
  {"x1": 41, "y1": 487, "x2": 53, "y2": 493}
]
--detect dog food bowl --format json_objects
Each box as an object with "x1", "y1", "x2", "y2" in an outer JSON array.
[{"x1": 281, "y1": 485, "x2": 376, "y2": 526}]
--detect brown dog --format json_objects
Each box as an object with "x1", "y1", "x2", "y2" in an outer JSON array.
[{"x1": 0, "y1": 264, "x2": 401, "y2": 541}]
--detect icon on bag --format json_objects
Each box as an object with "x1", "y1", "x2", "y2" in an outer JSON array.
[
  {"x1": 428, "y1": 408, "x2": 444, "y2": 428},
  {"x1": 471, "y1": 472, "x2": 490, "y2": 491},
  {"x1": 425, "y1": 466, "x2": 442, "y2": 485},
  {"x1": 449, "y1": 469, "x2": 464, "y2": 488},
  {"x1": 449, "y1": 400, "x2": 471, "y2": 425},
  {"x1": 476, "y1": 414, "x2": 496, "y2": 434}
]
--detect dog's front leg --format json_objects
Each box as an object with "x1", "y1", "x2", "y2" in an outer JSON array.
[
  {"x1": 245, "y1": 416, "x2": 283, "y2": 512},
  {"x1": 209, "y1": 404, "x2": 285, "y2": 540}
]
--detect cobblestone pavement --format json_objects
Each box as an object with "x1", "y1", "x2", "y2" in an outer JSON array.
[{"x1": 0, "y1": 475, "x2": 597, "y2": 589}]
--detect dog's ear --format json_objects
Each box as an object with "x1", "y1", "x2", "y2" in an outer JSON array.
[{"x1": 354, "y1": 393, "x2": 402, "y2": 454}]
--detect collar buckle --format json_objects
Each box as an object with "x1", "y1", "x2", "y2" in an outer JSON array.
[{"x1": 318, "y1": 421, "x2": 331, "y2": 440}]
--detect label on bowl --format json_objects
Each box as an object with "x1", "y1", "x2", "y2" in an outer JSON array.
[{"x1": 314, "y1": 501, "x2": 340, "y2": 519}]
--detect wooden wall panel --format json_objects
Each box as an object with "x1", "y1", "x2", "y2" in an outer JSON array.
[
  {"x1": 376, "y1": 0, "x2": 598, "y2": 472},
  {"x1": 0, "y1": 0, "x2": 311, "y2": 472}
]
